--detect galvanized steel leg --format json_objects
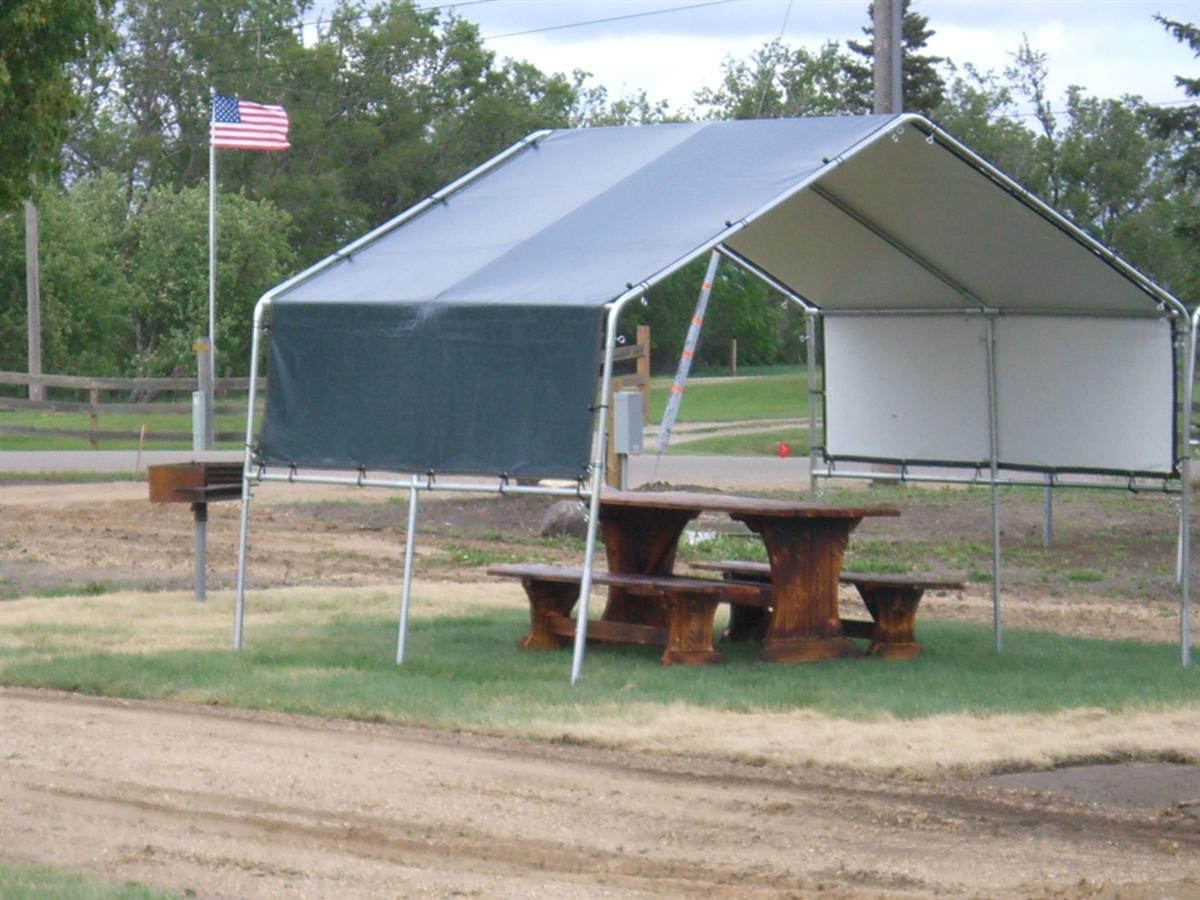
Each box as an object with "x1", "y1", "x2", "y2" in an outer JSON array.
[
  {"x1": 1042, "y1": 473, "x2": 1053, "y2": 548},
  {"x1": 985, "y1": 316, "x2": 1002, "y2": 652},
  {"x1": 806, "y1": 312, "x2": 820, "y2": 497},
  {"x1": 572, "y1": 295, "x2": 634, "y2": 684},
  {"x1": 397, "y1": 475, "x2": 420, "y2": 665},
  {"x1": 192, "y1": 502, "x2": 207, "y2": 602},
  {"x1": 233, "y1": 299, "x2": 267, "y2": 651}
]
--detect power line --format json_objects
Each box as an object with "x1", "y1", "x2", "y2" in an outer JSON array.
[{"x1": 480, "y1": 0, "x2": 736, "y2": 41}]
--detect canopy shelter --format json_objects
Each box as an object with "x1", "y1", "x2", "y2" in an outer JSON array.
[{"x1": 233, "y1": 114, "x2": 1194, "y2": 678}]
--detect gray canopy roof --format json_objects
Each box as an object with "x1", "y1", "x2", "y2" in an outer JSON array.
[{"x1": 275, "y1": 114, "x2": 1175, "y2": 316}]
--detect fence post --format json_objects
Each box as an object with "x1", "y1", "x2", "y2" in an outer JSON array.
[
  {"x1": 730, "y1": 338, "x2": 738, "y2": 376},
  {"x1": 88, "y1": 388, "x2": 99, "y2": 450},
  {"x1": 195, "y1": 338, "x2": 214, "y2": 450}
]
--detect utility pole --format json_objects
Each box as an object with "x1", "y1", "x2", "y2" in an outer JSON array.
[
  {"x1": 873, "y1": 0, "x2": 903, "y2": 114},
  {"x1": 24, "y1": 194, "x2": 43, "y2": 402}
]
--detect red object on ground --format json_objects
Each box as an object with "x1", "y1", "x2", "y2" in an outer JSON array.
[{"x1": 777, "y1": 442, "x2": 790, "y2": 458}]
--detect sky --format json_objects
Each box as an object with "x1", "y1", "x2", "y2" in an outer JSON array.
[{"x1": 397, "y1": 0, "x2": 1197, "y2": 117}]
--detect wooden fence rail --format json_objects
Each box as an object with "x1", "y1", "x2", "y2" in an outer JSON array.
[{"x1": 0, "y1": 371, "x2": 265, "y2": 450}]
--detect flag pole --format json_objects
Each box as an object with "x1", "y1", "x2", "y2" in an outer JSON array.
[{"x1": 205, "y1": 128, "x2": 217, "y2": 449}]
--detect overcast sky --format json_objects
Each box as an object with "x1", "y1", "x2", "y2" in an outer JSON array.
[{"x1": 402, "y1": 0, "x2": 1196, "y2": 117}]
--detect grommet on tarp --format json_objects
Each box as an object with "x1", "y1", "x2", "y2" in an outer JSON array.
[
  {"x1": 356, "y1": 467, "x2": 367, "y2": 488},
  {"x1": 1127, "y1": 473, "x2": 1138, "y2": 494},
  {"x1": 256, "y1": 460, "x2": 266, "y2": 480},
  {"x1": 425, "y1": 469, "x2": 436, "y2": 490},
  {"x1": 287, "y1": 463, "x2": 297, "y2": 484},
  {"x1": 900, "y1": 462, "x2": 909, "y2": 483},
  {"x1": 498, "y1": 473, "x2": 510, "y2": 494}
]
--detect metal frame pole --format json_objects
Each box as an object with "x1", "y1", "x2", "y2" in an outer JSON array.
[
  {"x1": 233, "y1": 298, "x2": 269, "y2": 649},
  {"x1": 571, "y1": 293, "x2": 638, "y2": 684},
  {"x1": 985, "y1": 315, "x2": 1003, "y2": 651},
  {"x1": 397, "y1": 474, "x2": 420, "y2": 664},
  {"x1": 208, "y1": 141, "x2": 218, "y2": 415},
  {"x1": 193, "y1": 502, "x2": 207, "y2": 602},
  {"x1": 1182, "y1": 308, "x2": 1197, "y2": 667},
  {"x1": 806, "y1": 311, "x2": 820, "y2": 496},
  {"x1": 1042, "y1": 472, "x2": 1053, "y2": 548}
]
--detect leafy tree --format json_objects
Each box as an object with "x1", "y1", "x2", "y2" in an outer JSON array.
[
  {"x1": 124, "y1": 183, "x2": 294, "y2": 376},
  {"x1": 695, "y1": 40, "x2": 853, "y2": 120},
  {"x1": 842, "y1": 0, "x2": 946, "y2": 115},
  {"x1": 0, "y1": 0, "x2": 111, "y2": 209},
  {"x1": 0, "y1": 176, "x2": 293, "y2": 377},
  {"x1": 1151, "y1": 15, "x2": 1199, "y2": 186}
]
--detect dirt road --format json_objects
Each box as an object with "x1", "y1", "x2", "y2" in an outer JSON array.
[{"x1": 2, "y1": 688, "x2": 1198, "y2": 899}]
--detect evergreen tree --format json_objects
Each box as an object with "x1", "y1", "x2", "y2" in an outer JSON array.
[{"x1": 842, "y1": 0, "x2": 946, "y2": 116}]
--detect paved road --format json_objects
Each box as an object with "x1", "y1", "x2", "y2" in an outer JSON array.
[{"x1": 1, "y1": 449, "x2": 814, "y2": 491}]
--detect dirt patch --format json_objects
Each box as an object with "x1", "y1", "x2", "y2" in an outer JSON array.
[
  {"x1": 3, "y1": 688, "x2": 1199, "y2": 900},
  {"x1": 2, "y1": 480, "x2": 1198, "y2": 897}
]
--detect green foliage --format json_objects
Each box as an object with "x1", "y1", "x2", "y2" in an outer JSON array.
[
  {"x1": 694, "y1": 40, "x2": 854, "y2": 120},
  {"x1": 0, "y1": 174, "x2": 293, "y2": 377},
  {"x1": 0, "y1": 0, "x2": 111, "y2": 209}
]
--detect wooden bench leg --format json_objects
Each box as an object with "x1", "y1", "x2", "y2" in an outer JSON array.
[
  {"x1": 519, "y1": 578, "x2": 578, "y2": 650},
  {"x1": 660, "y1": 590, "x2": 721, "y2": 666},
  {"x1": 856, "y1": 585, "x2": 925, "y2": 659}
]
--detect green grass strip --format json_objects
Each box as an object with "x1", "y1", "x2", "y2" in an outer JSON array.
[
  {"x1": 0, "y1": 863, "x2": 176, "y2": 900},
  {"x1": 3, "y1": 611, "x2": 1195, "y2": 728}
]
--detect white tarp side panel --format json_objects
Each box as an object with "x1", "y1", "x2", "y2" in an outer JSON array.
[
  {"x1": 723, "y1": 189, "x2": 968, "y2": 310},
  {"x1": 817, "y1": 127, "x2": 1158, "y2": 314},
  {"x1": 277, "y1": 123, "x2": 705, "y2": 304},
  {"x1": 275, "y1": 116, "x2": 897, "y2": 307},
  {"x1": 994, "y1": 316, "x2": 1175, "y2": 473},
  {"x1": 824, "y1": 316, "x2": 991, "y2": 464}
]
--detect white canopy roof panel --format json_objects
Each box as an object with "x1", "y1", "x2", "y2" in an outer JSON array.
[{"x1": 275, "y1": 114, "x2": 1175, "y2": 316}]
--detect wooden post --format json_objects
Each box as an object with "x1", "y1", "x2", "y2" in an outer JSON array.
[
  {"x1": 873, "y1": 0, "x2": 902, "y2": 114},
  {"x1": 636, "y1": 324, "x2": 650, "y2": 422},
  {"x1": 24, "y1": 197, "x2": 43, "y2": 403},
  {"x1": 88, "y1": 388, "x2": 99, "y2": 450},
  {"x1": 604, "y1": 389, "x2": 620, "y2": 488},
  {"x1": 730, "y1": 338, "x2": 738, "y2": 376}
]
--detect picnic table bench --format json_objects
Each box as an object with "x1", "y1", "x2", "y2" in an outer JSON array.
[
  {"x1": 692, "y1": 560, "x2": 964, "y2": 658},
  {"x1": 487, "y1": 563, "x2": 769, "y2": 666}
]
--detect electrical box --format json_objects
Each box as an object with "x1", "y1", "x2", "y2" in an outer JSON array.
[
  {"x1": 612, "y1": 390, "x2": 644, "y2": 456},
  {"x1": 192, "y1": 391, "x2": 207, "y2": 451}
]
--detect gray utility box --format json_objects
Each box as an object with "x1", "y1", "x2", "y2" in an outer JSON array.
[{"x1": 612, "y1": 390, "x2": 644, "y2": 456}]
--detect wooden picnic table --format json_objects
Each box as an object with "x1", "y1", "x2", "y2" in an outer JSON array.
[{"x1": 597, "y1": 490, "x2": 900, "y2": 662}]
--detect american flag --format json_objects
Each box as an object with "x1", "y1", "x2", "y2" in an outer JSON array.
[{"x1": 210, "y1": 95, "x2": 290, "y2": 151}]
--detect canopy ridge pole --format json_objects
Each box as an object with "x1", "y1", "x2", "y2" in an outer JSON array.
[
  {"x1": 716, "y1": 245, "x2": 819, "y2": 311},
  {"x1": 909, "y1": 116, "x2": 1188, "y2": 317},
  {"x1": 806, "y1": 311, "x2": 821, "y2": 496},
  {"x1": 233, "y1": 297, "x2": 270, "y2": 650},
  {"x1": 808, "y1": 184, "x2": 991, "y2": 312},
  {"x1": 656, "y1": 250, "x2": 720, "y2": 453},
  {"x1": 572, "y1": 293, "x2": 639, "y2": 684},
  {"x1": 396, "y1": 473, "x2": 421, "y2": 665},
  {"x1": 984, "y1": 315, "x2": 1003, "y2": 651}
]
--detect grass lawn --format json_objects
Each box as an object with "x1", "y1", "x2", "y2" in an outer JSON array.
[
  {"x1": 3, "y1": 591, "x2": 1195, "y2": 731},
  {"x1": 0, "y1": 863, "x2": 174, "y2": 899},
  {"x1": 645, "y1": 371, "x2": 808, "y2": 423},
  {"x1": 0, "y1": 407, "x2": 251, "y2": 451},
  {"x1": 668, "y1": 427, "x2": 811, "y2": 456}
]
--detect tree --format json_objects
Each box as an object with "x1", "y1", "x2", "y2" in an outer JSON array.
[
  {"x1": 694, "y1": 41, "x2": 854, "y2": 120},
  {"x1": 0, "y1": 176, "x2": 294, "y2": 377},
  {"x1": 842, "y1": 0, "x2": 946, "y2": 116},
  {"x1": 0, "y1": 0, "x2": 111, "y2": 209}
]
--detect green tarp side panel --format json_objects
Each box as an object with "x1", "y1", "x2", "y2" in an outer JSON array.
[{"x1": 259, "y1": 303, "x2": 602, "y2": 479}]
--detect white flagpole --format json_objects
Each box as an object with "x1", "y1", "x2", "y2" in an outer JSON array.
[{"x1": 206, "y1": 131, "x2": 217, "y2": 449}]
